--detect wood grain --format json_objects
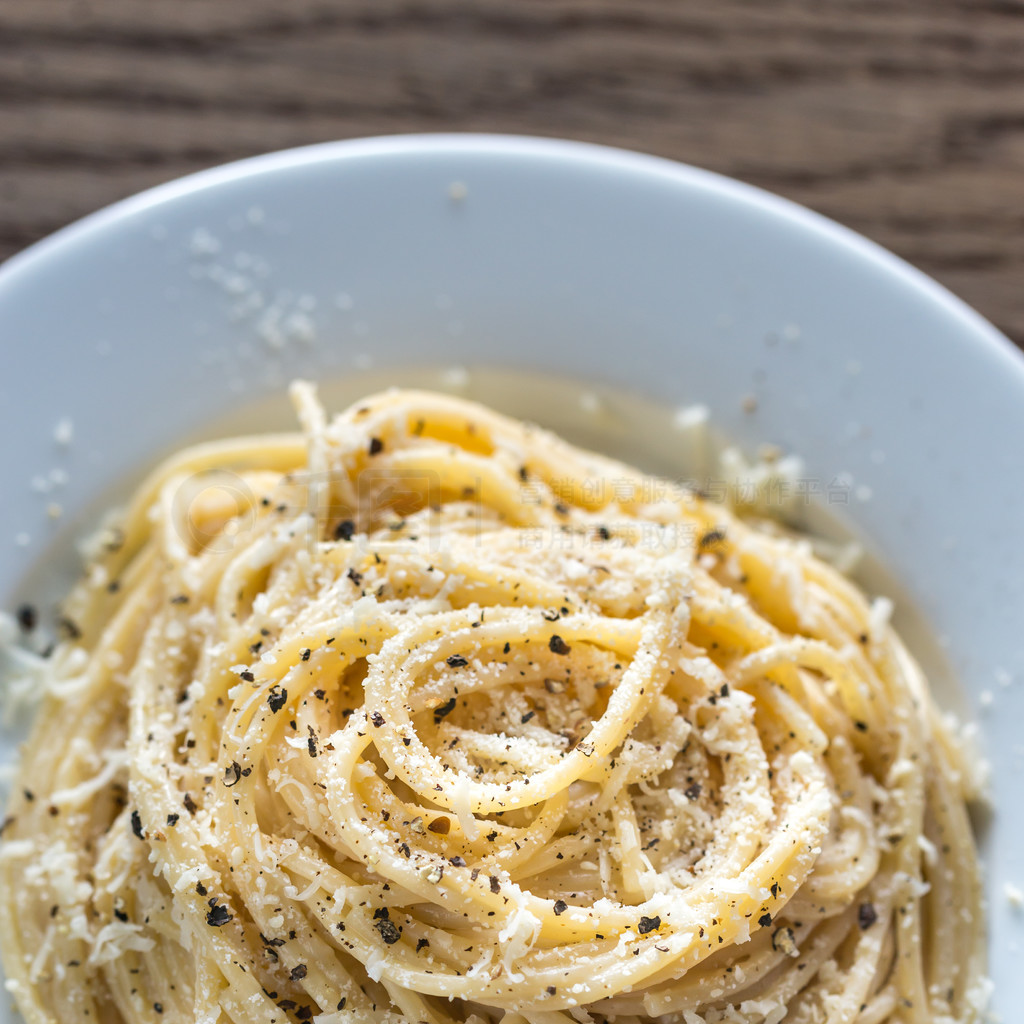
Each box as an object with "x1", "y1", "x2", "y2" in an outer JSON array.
[{"x1": 2, "y1": 0, "x2": 1023, "y2": 344}]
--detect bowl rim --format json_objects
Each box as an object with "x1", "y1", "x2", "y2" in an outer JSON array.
[{"x1": 3, "y1": 131, "x2": 1022, "y2": 384}]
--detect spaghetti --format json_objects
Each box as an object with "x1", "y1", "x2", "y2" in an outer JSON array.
[{"x1": 0, "y1": 386, "x2": 986, "y2": 1024}]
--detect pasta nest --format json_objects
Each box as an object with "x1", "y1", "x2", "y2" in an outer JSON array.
[{"x1": 0, "y1": 388, "x2": 985, "y2": 1024}]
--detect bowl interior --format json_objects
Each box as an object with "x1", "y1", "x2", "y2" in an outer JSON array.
[{"x1": 1, "y1": 134, "x2": 1022, "y2": 1016}]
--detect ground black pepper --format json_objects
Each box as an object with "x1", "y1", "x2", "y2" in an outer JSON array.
[
  {"x1": 858, "y1": 903, "x2": 878, "y2": 930},
  {"x1": 373, "y1": 909, "x2": 400, "y2": 945},
  {"x1": 434, "y1": 697, "x2": 457, "y2": 723},
  {"x1": 548, "y1": 635, "x2": 571, "y2": 655},
  {"x1": 206, "y1": 900, "x2": 232, "y2": 927}
]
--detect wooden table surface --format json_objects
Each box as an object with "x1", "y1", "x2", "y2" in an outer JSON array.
[{"x1": 3, "y1": 0, "x2": 1023, "y2": 347}]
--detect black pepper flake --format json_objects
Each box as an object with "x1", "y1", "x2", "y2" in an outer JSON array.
[
  {"x1": 858, "y1": 902, "x2": 878, "y2": 930},
  {"x1": 183, "y1": 793, "x2": 198, "y2": 815},
  {"x1": 699, "y1": 528, "x2": 726, "y2": 548},
  {"x1": 486, "y1": 831, "x2": 498, "y2": 842},
  {"x1": 854, "y1": 720, "x2": 868, "y2": 732},
  {"x1": 333, "y1": 519, "x2": 356, "y2": 542},
  {"x1": 153, "y1": 1003, "x2": 163, "y2": 1014},
  {"x1": 57, "y1": 616, "x2": 81, "y2": 640},
  {"x1": 758, "y1": 912, "x2": 773, "y2": 927},
  {"x1": 770, "y1": 882, "x2": 780, "y2": 898},
  {"x1": 370, "y1": 711, "x2": 385, "y2": 728},
  {"x1": 169, "y1": 594, "x2": 189, "y2": 605},
  {"x1": 206, "y1": 900, "x2": 232, "y2": 927},
  {"x1": 638, "y1": 915, "x2": 661, "y2": 935},
  {"x1": 489, "y1": 876, "x2": 501, "y2": 894},
  {"x1": 416, "y1": 938, "x2": 429, "y2": 952},
  {"x1": 267, "y1": 686, "x2": 288, "y2": 713},
  {"x1": 261, "y1": 933, "x2": 285, "y2": 947},
  {"x1": 374, "y1": 916, "x2": 400, "y2": 945},
  {"x1": 521, "y1": 711, "x2": 535, "y2": 724},
  {"x1": 336, "y1": 999, "x2": 347, "y2": 1010},
  {"x1": 434, "y1": 696, "x2": 457, "y2": 723},
  {"x1": 300, "y1": 648, "x2": 311, "y2": 662},
  {"x1": 113, "y1": 907, "x2": 129, "y2": 922},
  {"x1": 446, "y1": 654, "x2": 469, "y2": 668},
  {"x1": 684, "y1": 782, "x2": 702, "y2": 801},
  {"x1": 239, "y1": 670, "x2": 255, "y2": 683},
  {"x1": 307, "y1": 725, "x2": 318, "y2": 757},
  {"x1": 553, "y1": 900, "x2": 568, "y2": 916},
  {"x1": 15, "y1": 604, "x2": 37, "y2": 632},
  {"x1": 23, "y1": 789, "x2": 34, "y2": 802},
  {"x1": 224, "y1": 762, "x2": 243, "y2": 787},
  {"x1": 542, "y1": 608, "x2": 561, "y2": 622},
  {"x1": 196, "y1": 882, "x2": 207, "y2": 896},
  {"x1": 548, "y1": 635, "x2": 571, "y2": 656},
  {"x1": 290, "y1": 964, "x2": 308, "y2": 981},
  {"x1": 296, "y1": 1007, "x2": 313, "y2": 1021},
  {"x1": 449, "y1": 855, "x2": 467, "y2": 867},
  {"x1": 347, "y1": 567, "x2": 363, "y2": 585},
  {"x1": 596, "y1": 525, "x2": 611, "y2": 541},
  {"x1": 772, "y1": 926, "x2": 799, "y2": 956},
  {"x1": 368, "y1": 437, "x2": 384, "y2": 455},
  {"x1": 130, "y1": 810, "x2": 145, "y2": 840}
]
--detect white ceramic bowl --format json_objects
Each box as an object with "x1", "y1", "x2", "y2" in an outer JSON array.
[{"x1": 1, "y1": 135, "x2": 1022, "y2": 1018}]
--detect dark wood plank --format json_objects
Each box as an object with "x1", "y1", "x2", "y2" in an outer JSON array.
[{"x1": 2, "y1": 0, "x2": 1023, "y2": 343}]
